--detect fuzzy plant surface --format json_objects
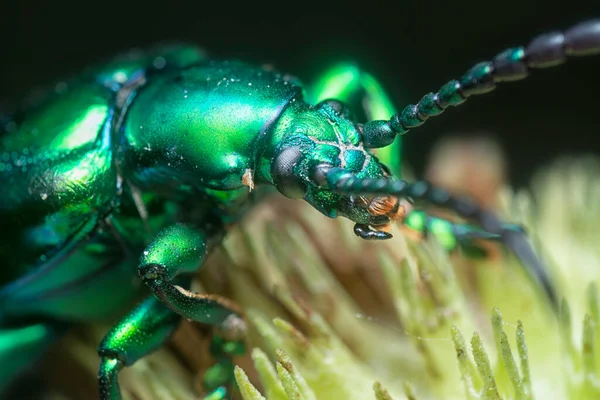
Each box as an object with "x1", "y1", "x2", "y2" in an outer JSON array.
[{"x1": 35, "y1": 152, "x2": 600, "y2": 400}]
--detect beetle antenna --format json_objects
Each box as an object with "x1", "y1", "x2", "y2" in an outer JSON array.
[
  {"x1": 322, "y1": 167, "x2": 504, "y2": 231},
  {"x1": 314, "y1": 165, "x2": 558, "y2": 310},
  {"x1": 359, "y1": 19, "x2": 600, "y2": 149}
]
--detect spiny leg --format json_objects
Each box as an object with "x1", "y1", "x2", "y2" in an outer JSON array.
[
  {"x1": 97, "y1": 223, "x2": 246, "y2": 400},
  {"x1": 305, "y1": 62, "x2": 403, "y2": 176},
  {"x1": 0, "y1": 321, "x2": 67, "y2": 397}
]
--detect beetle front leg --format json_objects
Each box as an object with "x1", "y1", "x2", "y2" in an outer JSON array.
[
  {"x1": 98, "y1": 224, "x2": 246, "y2": 399},
  {"x1": 137, "y1": 223, "x2": 244, "y2": 330},
  {"x1": 136, "y1": 223, "x2": 245, "y2": 397}
]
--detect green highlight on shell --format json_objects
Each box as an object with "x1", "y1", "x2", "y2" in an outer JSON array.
[{"x1": 41, "y1": 155, "x2": 600, "y2": 400}]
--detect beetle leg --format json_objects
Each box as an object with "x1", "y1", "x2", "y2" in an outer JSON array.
[
  {"x1": 135, "y1": 223, "x2": 245, "y2": 396},
  {"x1": 98, "y1": 294, "x2": 241, "y2": 399},
  {"x1": 98, "y1": 295, "x2": 180, "y2": 399},
  {"x1": 0, "y1": 321, "x2": 67, "y2": 397},
  {"x1": 137, "y1": 223, "x2": 244, "y2": 328},
  {"x1": 401, "y1": 209, "x2": 524, "y2": 259},
  {"x1": 306, "y1": 62, "x2": 403, "y2": 176},
  {"x1": 323, "y1": 166, "x2": 556, "y2": 307}
]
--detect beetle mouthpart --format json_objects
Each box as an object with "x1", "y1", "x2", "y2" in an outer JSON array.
[
  {"x1": 367, "y1": 196, "x2": 413, "y2": 222},
  {"x1": 353, "y1": 223, "x2": 393, "y2": 240},
  {"x1": 372, "y1": 223, "x2": 392, "y2": 233}
]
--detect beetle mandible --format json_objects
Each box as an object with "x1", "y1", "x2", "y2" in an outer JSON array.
[{"x1": 1, "y1": 18, "x2": 599, "y2": 400}]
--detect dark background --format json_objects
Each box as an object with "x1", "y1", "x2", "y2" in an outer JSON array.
[{"x1": 2, "y1": 1, "x2": 600, "y2": 188}]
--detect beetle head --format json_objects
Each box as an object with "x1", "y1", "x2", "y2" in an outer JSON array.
[{"x1": 269, "y1": 102, "x2": 406, "y2": 239}]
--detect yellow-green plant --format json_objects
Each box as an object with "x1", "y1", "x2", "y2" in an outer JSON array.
[{"x1": 42, "y1": 156, "x2": 600, "y2": 400}]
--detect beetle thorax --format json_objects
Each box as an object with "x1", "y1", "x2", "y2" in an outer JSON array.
[{"x1": 116, "y1": 61, "x2": 301, "y2": 192}]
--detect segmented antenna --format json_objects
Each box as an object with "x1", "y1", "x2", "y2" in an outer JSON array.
[{"x1": 360, "y1": 19, "x2": 600, "y2": 148}]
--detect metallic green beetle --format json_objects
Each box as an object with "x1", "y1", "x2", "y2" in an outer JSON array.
[{"x1": 1, "y1": 19, "x2": 599, "y2": 400}]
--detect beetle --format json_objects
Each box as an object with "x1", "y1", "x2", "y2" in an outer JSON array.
[{"x1": 1, "y1": 18, "x2": 599, "y2": 400}]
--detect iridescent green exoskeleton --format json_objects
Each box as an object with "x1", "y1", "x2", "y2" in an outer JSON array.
[{"x1": 1, "y1": 19, "x2": 599, "y2": 400}]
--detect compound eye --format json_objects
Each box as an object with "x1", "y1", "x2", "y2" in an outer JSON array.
[{"x1": 271, "y1": 146, "x2": 308, "y2": 199}]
